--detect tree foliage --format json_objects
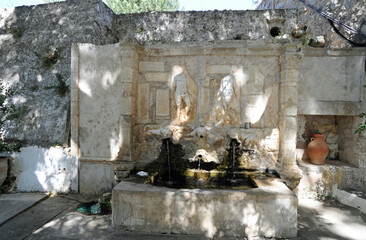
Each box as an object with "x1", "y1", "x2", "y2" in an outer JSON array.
[{"x1": 103, "y1": 0, "x2": 179, "y2": 14}]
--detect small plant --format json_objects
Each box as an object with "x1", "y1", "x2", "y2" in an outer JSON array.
[
  {"x1": 274, "y1": 32, "x2": 286, "y2": 39},
  {"x1": 45, "y1": 74, "x2": 68, "y2": 97},
  {"x1": 355, "y1": 85, "x2": 366, "y2": 134},
  {"x1": 35, "y1": 47, "x2": 60, "y2": 69},
  {"x1": 7, "y1": 28, "x2": 23, "y2": 39},
  {"x1": 5, "y1": 105, "x2": 27, "y2": 121},
  {"x1": 355, "y1": 113, "x2": 366, "y2": 134},
  {"x1": 300, "y1": 36, "x2": 312, "y2": 46},
  {"x1": 0, "y1": 140, "x2": 22, "y2": 152},
  {"x1": 317, "y1": 193, "x2": 332, "y2": 200},
  {"x1": 42, "y1": 50, "x2": 60, "y2": 68}
]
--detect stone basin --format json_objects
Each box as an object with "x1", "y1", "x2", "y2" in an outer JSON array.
[{"x1": 112, "y1": 174, "x2": 297, "y2": 238}]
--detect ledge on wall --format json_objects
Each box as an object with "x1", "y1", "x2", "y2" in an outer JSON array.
[{"x1": 296, "y1": 159, "x2": 361, "y2": 198}]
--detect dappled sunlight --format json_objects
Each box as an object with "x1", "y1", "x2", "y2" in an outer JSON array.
[
  {"x1": 169, "y1": 65, "x2": 184, "y2": 88},
  {"x1": 299, "y1": 198, "x2": 366, "y2": 240},
  {"x1": 79, "y1": 80, "x2": 92, "y2": 97},
  {"x1": 101, "y1": 71, "x2": 118, "y2": 88},
  {"x1": 232, "y1": 65, "x2": 247, "y2": 88},
  {"x1": 12, "y1": 147, "x2": 77, "y2": 192},
  {"x1": 31, "y1": 211, "x2": 111, "y2": 239},
  {"x1": 244, "y1": 86, "x2": 272, "y2": 124},
  {"x1": 0, "y1": 7, "x2": 15, "y2": 28}
]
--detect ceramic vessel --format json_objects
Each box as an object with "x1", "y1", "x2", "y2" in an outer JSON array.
[{"x1": 307, "y1": 134, "x2": 329, "y2": 165}]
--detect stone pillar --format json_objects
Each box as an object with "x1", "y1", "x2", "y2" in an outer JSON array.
[
  {"x1": 114, "y1": 44, "x2": 139, "y2": 181},
  {"x1": 278, "y1": 45, "x2": 302, "y2": 189}
]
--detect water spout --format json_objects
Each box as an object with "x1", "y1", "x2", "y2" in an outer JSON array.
[
  {"x1": 167, "y1": 139, "x2": 171, "y2": 182},
  {"x1": 232, "y1": 140, "x2": 236, "y2": 179},
  {"x1": 197, "y1": 155, "x2": 202, "y2": 170}
]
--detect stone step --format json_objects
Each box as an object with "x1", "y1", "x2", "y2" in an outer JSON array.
[
  {"x1": 296, "y1": 160, "x2": 359, "y2": 198},
  {"x1": 333, "y1": 188, "x2": 366, "y2": 215}
]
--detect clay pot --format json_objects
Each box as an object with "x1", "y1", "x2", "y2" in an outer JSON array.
[
  {"x1": 0, "y1": 157, "x2": 8, "y2": 186},
  {"x1": 307, "y1": 134, "x2": 329, "y2": 165}
]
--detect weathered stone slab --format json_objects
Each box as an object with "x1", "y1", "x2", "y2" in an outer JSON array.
[
  {"x1": 156, "y1": 89, "x2": 170, "y2": 117},
  {"x1": 79, "y1": 161, "x2": 115, "y2": 195},
  {"x1": 139, "y1": 61, "x2": 165, "y2": 72},
  {"x1": 0, "y1": 193, "x2": 47, "y2": 225},
  {"x1": 299, "y1": 55, "x2": 363, "y2": 102},
  {"x1": 145, "y1": 72, "x2": 169, "y2": 82},
  {"x1": 206, "y1": 65, "x2": 232, "y2": 74},
  {"x1": 137, "y1": 83, "x2": 150, "y2": 123}
]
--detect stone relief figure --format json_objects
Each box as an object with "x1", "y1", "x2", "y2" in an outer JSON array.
[
  {"x1": 218, "y1": 74, "x2": 237, "y2": 110},
  {"x1": 171, "y1": 66, "x2": 197, "y2": 125},
  {"x1": 213, "y1": 74, "x2": 240, "y2": 126}
]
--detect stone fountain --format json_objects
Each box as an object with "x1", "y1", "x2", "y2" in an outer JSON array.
[
  {"x1": 71, "y1": 41, "x2": 304, "y2": 239},
  {"x1": 111, "y1": 62, "x2": 297, "y2": 238}
]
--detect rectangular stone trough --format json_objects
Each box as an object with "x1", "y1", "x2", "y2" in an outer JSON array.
[{"x1": 112, "y1": 177, "x2": 297, "y2": 238}]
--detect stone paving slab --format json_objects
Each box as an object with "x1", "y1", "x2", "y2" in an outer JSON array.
[
  {"x1": 0, "y1": 195, "x2": 78, "y2": 240},
  {"x1": 0, "y1": 193, "x2": 47, "y2": 225},
  {"x1": 298, "y1": 198, "x2": 366, "y2": 240},
  {"x1": 27, "y1": 211, "x2": 113, "y2": 240}
]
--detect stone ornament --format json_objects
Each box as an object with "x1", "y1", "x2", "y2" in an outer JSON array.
[
  {"x1": 189, "y1": 149, "x2": 220, "y2": 164},
  {"x1": 146, "y1": 125, "x2": 183, "y2": 144}
]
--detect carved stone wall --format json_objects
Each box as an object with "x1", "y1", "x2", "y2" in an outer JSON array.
[{"x1": 133, "y1": 42, "x2": 281, "y2": 171}]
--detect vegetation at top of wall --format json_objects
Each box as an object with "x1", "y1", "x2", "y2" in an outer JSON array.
[
  {"x1": 45, "y1": 74, "x2": 68, "y2": 97},
  {"x1": 43, "y1": 0, "x2": 180, "y2": 13},
  {"x1": 103, "y1": 0, "x2": 179, "y2": 13}
]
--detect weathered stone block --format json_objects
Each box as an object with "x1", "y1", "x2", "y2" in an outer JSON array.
[
  {"x1": 206, "y1": 65, "x2": 232, "y2": 74},
  {"x1": 145, "y1": 72, "x2": 169, "y2": 82},
  {"x1": 155, "y1": 89, "x2": 170, "y2": 117},
  {"x1": 121, "y1": 67, "x2": 134, "y2": 83},
  {"x1": 120, "y1": 97, "x2": 132, "y2": 115},
  {"x1": 80, "y1": 161, "x2": 115, "y2": 195},
  {"x1": 198, "y1": 87, "x2": 210, "y2": 114},
  {"x1": 280, "y1": 69, "x2": 299, "y2": 83},
  {"x1": 115, "y1": 161, "x2": 135, "y2": 171},
  {"x1": 137, "y1": 83, "x2": 150, "y2": 123},
  {"x1": 139, "y1": 61, "x2": 165, "y2": 72}
]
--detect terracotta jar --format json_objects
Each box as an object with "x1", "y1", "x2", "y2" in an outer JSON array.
[{"x1": 307, "y1": 134, "x2": 329, "y2": 165}]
